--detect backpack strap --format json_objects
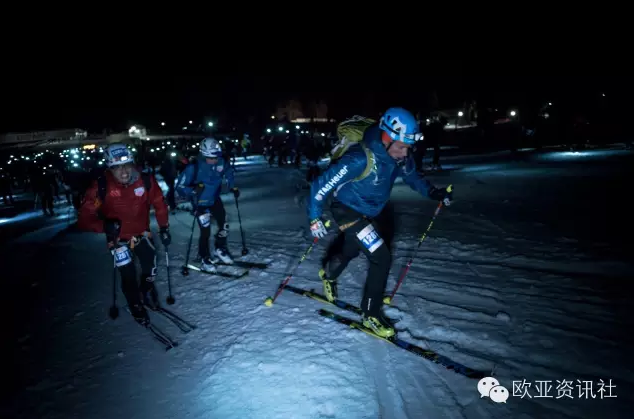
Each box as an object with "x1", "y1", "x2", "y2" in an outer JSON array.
[
  {"x1": 187, "y1": 159, "x2": 200, "y2": 187},
  {"x1": 141, "y1": 172, "x2": 152, "y2": 192},
  {"x1": 97, "y1": 175, "x2": 107, "y2": 220},
  {"x1": 354, "y1": 143, "x2": 375, "y2": 182}
]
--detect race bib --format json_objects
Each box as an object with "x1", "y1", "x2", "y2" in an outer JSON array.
[
  {"x1": 356, "y1": 224, "x2": 384, "y2": 253},
  {"x1": 113, "y1": 245, "x2": 132, "y2": 267},
  {"x1": 198, "y1": 212, "x2": 211, "y2": 228}
]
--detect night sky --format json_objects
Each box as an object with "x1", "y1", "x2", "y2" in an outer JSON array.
[{"x1": 1, "y1": 59, "x2": 629, "y2": 134}]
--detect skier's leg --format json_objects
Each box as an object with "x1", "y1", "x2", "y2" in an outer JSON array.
[
  {"x1": 211, "y1": 198, "x2": 232, "y2": 263},
  {"x1": 195, "y1": 207, "x2": 215, "y2": 271},
  {"x1": 319, "y1": 202, "x2": 363, "y2": 301},
  {"x1": 117, "y1": 247, "x2": 149, "y2": 325},
  {"x1": 135, "y1": 235, "x2": 160, "y2": 310},
  {"x1": 350, "y1": 220, "x2": 394, "y2": 337}
]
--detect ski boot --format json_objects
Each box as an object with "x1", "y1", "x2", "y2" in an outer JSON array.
[
  {"x1": 214, "y1": 247, "x2": 234, "y2": 265},
  {"x1": 319, "y1": 268, "x2": 338, "y2": 303},
  {"x1": 130, "y1": 303, "x2": 150, "y2": 327},
  {"x1": 362, "y1": 313, "x2": 395, "y2": 338},
  {"x1": 200, "y1": 257, "x2": 217, "y2": 273},
  {"x1": 142, "y1": 284, "x2": 160, "y2": 311}
]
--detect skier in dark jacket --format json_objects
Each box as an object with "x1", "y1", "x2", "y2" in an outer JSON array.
[{"x1": 306, "y1": 107, "x2": 453, "y2": 337}]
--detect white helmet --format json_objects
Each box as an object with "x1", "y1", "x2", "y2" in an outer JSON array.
[
  {"x1": 200, "y1": 137, "x2": 222, "y2": 158},
  {"x1": 104, "y1": 143, "x2": 134, "y2": 167}
]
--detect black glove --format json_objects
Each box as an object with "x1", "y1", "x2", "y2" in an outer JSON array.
[
  {"x1": 104, "y1": 218, "x2": 121, "y2": 243},
  {"x1": 428, "y1": 186, "x2": 453, "y2": 206},
  {"x1": 159, "y1": 226, "x2": 171, "y2": 247},
  {"x1": 231, "y1": 187, "x2": 240, "y2": 199}
]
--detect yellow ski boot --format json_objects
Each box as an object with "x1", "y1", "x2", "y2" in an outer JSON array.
[
  {"x1": 319, "y1": 268, "x2": 338, "y2": 303},
  {"x1": 362, "y1": 314, "x2": 395, "y2": 338}
]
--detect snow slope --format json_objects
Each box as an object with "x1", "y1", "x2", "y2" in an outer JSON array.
[{"x1": 6, "y1": 149, "x2": 634, "y2": 419}]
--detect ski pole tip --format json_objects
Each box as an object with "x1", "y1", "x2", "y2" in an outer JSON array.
[{"x1": 264, "y1": 297, "x2": 274, "y2": 307}]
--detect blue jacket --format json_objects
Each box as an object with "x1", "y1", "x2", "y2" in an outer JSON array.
[
  {"x1": 176, "y1": 156, "x2": 235, "y2": 207},
  {"x1": 307, "y1": 124, "x2": 435, "y2": 221}
]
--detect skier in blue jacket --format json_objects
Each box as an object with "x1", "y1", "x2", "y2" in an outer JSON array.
[
  {"x1": 306, "y1": 107, "x2": 453, "y2": 337},
  {"x1": 177, "y1": 137, "x2": 240, "y2": 272}
]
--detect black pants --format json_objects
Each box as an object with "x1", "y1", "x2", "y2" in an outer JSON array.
[
  {"x1": 39, "y1": 189, "x2": 54, "y2": 214},
  {"x1": 196, "y1": 198, "x2": 228, "y2": 258},
  {"x1": 322, "y1": 201, "x2": 395, "y2": 317},
  {"x1": 115, "y1": 235, "x2": 157, "y2": 308}
]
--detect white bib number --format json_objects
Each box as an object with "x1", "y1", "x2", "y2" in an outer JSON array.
[
  {"x1": 356, "y1": 224, "x2": 384, "y2": 253},
  {"x1": 198, "y1": 212, "x2": 211, "y2": 228},
  {"x1": 113, "y1": 245, "x2": 132, "y2": 267}
]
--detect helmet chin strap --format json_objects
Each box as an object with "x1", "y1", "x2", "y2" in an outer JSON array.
[{"x1": 384, "y1": 141, "x2": 406, "y2": 165}]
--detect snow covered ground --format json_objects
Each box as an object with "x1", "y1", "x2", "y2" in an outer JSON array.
[{"x1": 4, "y1": 148, "x2": 634, "y2": 419}]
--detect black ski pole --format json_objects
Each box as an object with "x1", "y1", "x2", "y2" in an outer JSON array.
[
  {"x1": 165, "y1": 246, "x2": 175, "y2": 305},
  {"x1": 109, "y1": 258, "x2": 119, "y2": 319},
  {"x1": 234, "y1": 195, "x2": 248, "y2": 256},
  {"x1": 181, "y1": 215, "x2": 197, "y2": 276}
]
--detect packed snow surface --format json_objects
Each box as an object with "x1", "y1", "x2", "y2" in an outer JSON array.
[{"x1": 5, "y1": 150, "x2": 633, "y2": 419}]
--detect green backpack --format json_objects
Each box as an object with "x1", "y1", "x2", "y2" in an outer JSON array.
[{"x1": 331, "y1": 115, "x2": 376, "y2": 181}]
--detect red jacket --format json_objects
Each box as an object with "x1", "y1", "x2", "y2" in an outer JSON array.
[{"x1": 78, "y1": 171, "x2": 169, "y2": 240}]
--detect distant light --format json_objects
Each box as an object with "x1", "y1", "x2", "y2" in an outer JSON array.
[
  {"x1": 25, "y1": 157, "x2": 30, "y2": 160},
  {"x1": 73, "y1": 163, "x2": 78, "y2": 167},
  {"x1": 271, "y1": 115, "x2": 275, "y2": 119},
  {"x1": 321, "y1": 133, "x2": 325, "y2": 137},
  {"x1": 548, "y1": 102, "x2": 552, "y2": 106},
  {"x1": 285, "y1": 130, "x2": 290, "y2": 134},
  {"x1": 266, "y1": 128, "x2": 271, "y2": 133},
  {"x1": 426, "y1": 118, "x2": 430, "y2": 123},
  {"x1": 98, "y1": 161, "x2": 103, "y2": 165},
  {"x1": 295, "y1": 125, "x2": 300, "y2": 129},
  {"x1": 458, "y1": 111, "x2": 464, "y2": 117},
  {"x1": 167, "y1": 141, "x2": 171, "y2": 145},
  {"x1": 208, "y1": 122, "x2": 213, "y2": 127},
  {"x1": 183, "y1": 126, "x2": 188, "y2": 130},
  {"x1": 278, "y1": 127, "x2": 283, "y2": 131},
  {"x1": 510, "y1": 110, "x2": 517, "y2": 117},
  {"x1": 171, "y1": 152, "x2": 176, "y2": 157},
  {"x1": 602, "y1": 93, "x2": 606, "y2": 97},
  {"x1": 161, "y1": 122, "x2": 166, "y2": 126},
  {"x1": 131, "y1": 148, "x2": 136, "y2": 152},
  {"x1": 48, "y1": 164, "x2": 52, "y2": 167},
  {"x1": 151, "y1": 149, "x2": 155, "y2": 152},
  {"x1": 189, "y1": 120, "x2": 193, "y2": 124},
  {"x1": 86, "y1": 157, "x2": 90, "y2": 160}
]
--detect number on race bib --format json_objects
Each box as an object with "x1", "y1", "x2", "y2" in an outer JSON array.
[{"x1": 356, "y1": 224, "x2": 384, "y2": 253}]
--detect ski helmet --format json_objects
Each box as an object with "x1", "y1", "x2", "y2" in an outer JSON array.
[
  {"x1": 104, "y1": 143, "x2": 134, "y2": 168},
  {"x1": 200, "y1": 137, "x2": 222, "y2": 158},
  {"x1": 379, "y1": 107, "x2": 423, "y2": 144}
]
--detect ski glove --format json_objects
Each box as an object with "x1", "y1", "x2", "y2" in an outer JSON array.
[
  {"x1": 104, "y1": 218, "x2": 121, "y2": 243},
  {"x1": 428, "y1": 186, "x2": 453, "y2": 206},
  {"x1": 310, "y1": 218, "x2": 328, "y2": 238},
  {"x1": 231, "y1": 187, "x2": 240, "y2": 199},
  {"x1": 159, "y1": 226, "x2": 171, "y2": 247}
]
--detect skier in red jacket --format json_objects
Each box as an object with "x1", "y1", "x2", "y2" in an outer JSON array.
[{"x1": 78, "y1": 143, "x2": 171, "y2": 326}]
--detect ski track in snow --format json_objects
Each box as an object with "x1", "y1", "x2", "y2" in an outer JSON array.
[{"x1": 7, "y1": 154, "x2": 634, "y2": 419}]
